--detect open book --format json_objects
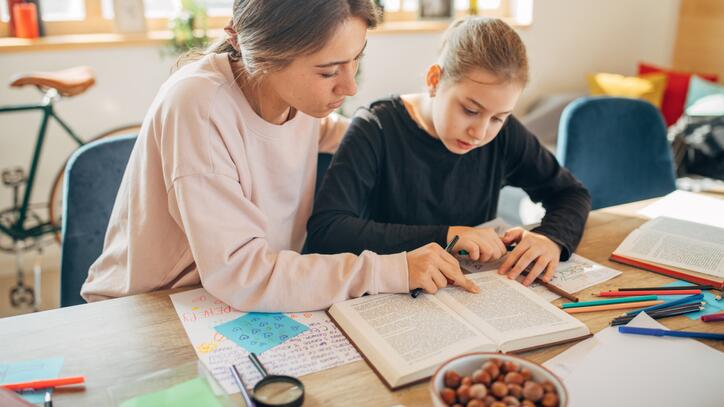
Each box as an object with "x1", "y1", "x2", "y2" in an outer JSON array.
[
  {"x1": 610, "y1": 217, "x2": 724, "y2": 289},
  {"x1": 328, "y1": 272, "x2": 591, "y2": 389}
]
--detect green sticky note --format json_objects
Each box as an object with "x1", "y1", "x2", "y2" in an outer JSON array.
[{"x1": 119, "y1": 377, "x2": 223, "y2": 407}]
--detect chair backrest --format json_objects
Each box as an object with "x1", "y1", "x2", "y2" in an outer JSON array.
[
  {"x1": 60, "y1": 134, "x2": 137, "y2": 307},
  {"x1": 557, "y1": 96, "x2": 676, "y2": 209}
]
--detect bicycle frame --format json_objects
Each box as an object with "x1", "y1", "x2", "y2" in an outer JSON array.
[{"x1": 0, "y1": 89, "x2": 85, "y2": 242}]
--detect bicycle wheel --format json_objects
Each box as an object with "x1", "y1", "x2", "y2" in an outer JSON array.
[{"x1": 48, "y1": 123, "x2": 142, "y2": 243}]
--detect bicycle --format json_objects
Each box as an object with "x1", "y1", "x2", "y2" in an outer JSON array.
[{"x1": 1, "y1": 66, "x2": 141, "y2": 309}]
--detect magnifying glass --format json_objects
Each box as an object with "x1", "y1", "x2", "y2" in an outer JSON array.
[{"x1": 246, "y1": 352, "x2": 305, "y2": 407}]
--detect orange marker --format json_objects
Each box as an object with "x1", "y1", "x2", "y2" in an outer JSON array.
[
  {"x1": 565, "y1": 300, "x2": 663, "y2": 314},
  {"x1": 1, "y1": 376, "x2": 85, "y2": 391},
  {"x1": 598, "y1": 290, "x2": 701, "y2": 297}
]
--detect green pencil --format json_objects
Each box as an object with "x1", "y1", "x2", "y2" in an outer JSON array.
[{"x1": 561, "y1": 295, "x2": 658, "y2": 309}]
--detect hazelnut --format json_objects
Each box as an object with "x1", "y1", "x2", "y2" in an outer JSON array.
[
  {"x1": 504, "y1": 372, "x2": 524, "y2": 385},
  {"x1": 445, "y1": 370, "x2": 462, "y2": 388},
  {"x1": 440, "y1": 387, "x2": 457, "y2": 405},
  {"x1": 521, "y1": 401, "x2": 535, "y2": 407},
  {"x1": 522, "y1": 382, "x2": 543, "y2": 402},
  {"x1": 542, "y1": 381, "x2": 556, "y2": 394},
  {"x1": 519, "y1": 368, "x2": 532, "y2": 381},
  {"x1": 507, "y1": 383, "x2": 523, "y2": 398},
  {"x1": 457, "y1": 384, "x2": 472, "y2": 404},
  {"x1": 482, "y1": 361, "x2": 500, "y2": 379},
  {"x1": 467, "y1": 400, "x2": 485, "y2": 407},
  {"x1": 490, "y1": 402, "x2": 506, "y2": 407},
  {"x1": 472, "y1": 369, "x2": 492, "y2": 386},
  {"x1": 503, "y1": 361, "x2": 518, "y2": 373},
  {"x1": 492, "y1": 358, "x2": 504, "y2": 367},
  {"x1": 541, "y1": 392, "x2": 559, "y2": 407},
  {"x1": 483, "y1": 395, "x2": 497, "y2": 406},
  {"x1": 461, "y1": 376, "x2": 473, "y2": 387},
  {"x1": 469, "y1": 384, "x2": 488, "y2": 400},
  {"x1": 491, "y1": 381, "x2": 509, "y2": 398},
  {"x1": 502, "y1": 396, "x2": 521, "y2": 406}
]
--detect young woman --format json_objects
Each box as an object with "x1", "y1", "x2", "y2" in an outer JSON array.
[
  {"x1": 81, "y1": 0, "x2": 479, "y2": 311},
  {"x1": 307, "y1": 18, "x2": 592, "y2": 292}
]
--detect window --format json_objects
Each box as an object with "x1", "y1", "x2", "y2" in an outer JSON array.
[{"x1": 2, "y1": 0, "x2": 86, "y2": 22}]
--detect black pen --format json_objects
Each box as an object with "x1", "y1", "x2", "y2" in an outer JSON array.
[{"x1": 410, "y1": 235, "x2": 460, "y2": 298}]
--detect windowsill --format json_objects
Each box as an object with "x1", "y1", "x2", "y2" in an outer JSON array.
[{"x1": 0, "y1": 19, "x2": 530, "y2": 53}]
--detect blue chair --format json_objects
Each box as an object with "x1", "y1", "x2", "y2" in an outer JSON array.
[
  {"x1": 557, "y1": 96, "x2": 676, "y2": 209},
  {"x1": 60, "y1": 134, "x2": 137, "y2": 307}
]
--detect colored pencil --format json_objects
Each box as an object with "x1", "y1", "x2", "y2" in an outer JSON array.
[
  {"x1": 565, "y1": 300, "x2": 663, "y2": 314},
  {"x1": 561, "y1": 295, "x2": 657, "y2": 309},
  {"x1": 623, "y1": 293, "x2": 704, "y2": 317},
  {"x1": 701, "y1": 312, "x2": 724, "y2": 323},
  {"x1": 598, "y1": 290, "x2": 701, "y2": 297},
  {"x1": 520, "y1": 270, "x2": 579, "y2": 302},
  {"x1": 618, "y1": 285, "x2": 714, "y2": 291},
  {"x1": 1, "y1": 376, "x2": 85, "y2": 391},
  {"x1": 618, "y1": 326, "x2": 724, "y2": 341}
]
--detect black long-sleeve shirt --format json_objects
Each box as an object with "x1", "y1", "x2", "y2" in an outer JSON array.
[{"x1": 307, "y1": 96, "x2": 591, "y2": 260}]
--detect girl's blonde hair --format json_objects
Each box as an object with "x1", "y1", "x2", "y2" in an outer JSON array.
[
  {"x1": 438, "y1": 17, "x2": 528, "y2": 85},
  {"x1": 178, "y1": 0, "x2": 379, "y2": 81}
]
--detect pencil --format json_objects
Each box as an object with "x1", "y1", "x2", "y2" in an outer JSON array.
[
  {"x1": 618, "y1": 285, "x2": 714, "y2": 291},
  {"x1": 410, "y1": 235, "x2": 459, "y2": 298},
  {"x1": 520, "y1": 270, "x2": 579, "y2": 302},
  {"x1": 564, "y1": 300, "x2": 663, "y2": 314},
  {"x1": 598, "y1": 290, "x2": 701, "y2": 297},
  {"x1": 623, "y1": 293, "x2": 704, "y2": 317},
  {"x1": 611, "y1": 303, "x2": 704, "y2": 326},
  {"x1": 562, "y1": 295, "x2": 658, "y2": 309}
]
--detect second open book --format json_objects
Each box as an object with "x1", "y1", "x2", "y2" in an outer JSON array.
[{"x1": 328, "y1": 271, "x2": 590, "y2": 389}]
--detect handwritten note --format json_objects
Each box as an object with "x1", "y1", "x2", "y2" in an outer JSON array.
[
  {"x1": 461, "y1": 254, "x2": 621, "y2": 302},
  {"x1": 170, "y1": 288, "x2": 361, "y2": 395},
  {"x1": 214, "y1": 313, "x2": 308, "y2": 354},
  {"x1": 0, "y1": 357, "x2": 63, "y2": 404}
]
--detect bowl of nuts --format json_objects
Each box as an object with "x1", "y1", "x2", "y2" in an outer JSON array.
[{"x1": 430, "y1": 353, "x2": 567, "y2": 407}]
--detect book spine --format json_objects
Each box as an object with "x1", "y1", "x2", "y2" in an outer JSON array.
[{"x1": 609, "y1": 254, "x2": 724, "y2": 290}]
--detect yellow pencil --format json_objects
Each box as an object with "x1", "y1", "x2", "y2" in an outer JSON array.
[{"x1": 564, "y1": 300, "x2": 663, "y2": 314}]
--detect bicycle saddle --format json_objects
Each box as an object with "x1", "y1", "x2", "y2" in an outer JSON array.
[{"x1": 9, "y1": 66, "x2": 96, "y2": 97}]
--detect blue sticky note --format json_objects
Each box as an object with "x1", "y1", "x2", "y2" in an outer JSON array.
[
  {"x1": 214, "y1": 313, "x2": 309, "y2": 354},
  {"x1": 661, "y1": 281, "x2": 724, "y2": 320},
  {"x1": 0, "y1": 357, "x2": 63, "y2": 404}
]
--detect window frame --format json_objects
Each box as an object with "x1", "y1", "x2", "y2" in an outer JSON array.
[{"x1": 0, "y1": 0, "x2": 518, "y2": 38}]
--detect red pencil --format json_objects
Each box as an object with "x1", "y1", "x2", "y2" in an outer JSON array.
[
  {"x1": 598, "y1": 290, "x2": 701, "y2": 297},
  {"x1": 701, "y1": 312, "x2": 724, "y2": 323},
  {"x1": 1, "y1": 376, "x2": 85, "y2": 391}
]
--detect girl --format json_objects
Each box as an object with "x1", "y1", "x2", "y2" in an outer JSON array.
[
  {"x1": 307, "y1": 18, "x2": 592, "y2": 293},
  {"x1": 81, "y1": 0, "x2": 479, "y2": 311}
]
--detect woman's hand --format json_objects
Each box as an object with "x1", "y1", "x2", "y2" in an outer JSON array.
[
  {"x1": 407, "y1": 243, "x2": 480, "y2": 294},
  {"x1": 498, "y1": 228, "x2": 562, "y2": 286},
  {"x1": 448, "y1": 226, "x2": 507, "y2": 262}
]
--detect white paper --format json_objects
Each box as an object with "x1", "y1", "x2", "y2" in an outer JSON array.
[
  {"x1": 545, "y1": 313, "x2": 724, "y2": 407},
  {"x1": 461, "y1": 254, "x2": 621, "y2": 302},
  {"x1": 638, "y1": 190, "x2": 724, "y2": 229},
  {"x1": 170, "y1": 288, "x2": 361, "y2": 394}
]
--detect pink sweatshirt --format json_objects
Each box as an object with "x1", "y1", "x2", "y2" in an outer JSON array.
[{"x1": 80, "y1": 53, "x2": 409, "y2": 311}]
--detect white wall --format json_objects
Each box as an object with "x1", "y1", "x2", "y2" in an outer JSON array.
[{"x1": 0, "y1": 0, "x2": 681, "y2": 209}]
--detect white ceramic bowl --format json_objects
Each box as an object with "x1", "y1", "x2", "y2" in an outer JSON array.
[{"x1": 429, "y1": 352, "x2": 568, "y2": 407}]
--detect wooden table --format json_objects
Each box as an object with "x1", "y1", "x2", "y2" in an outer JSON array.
[{"x1": 1, "y1": 198, "x2": 723, "y2": 406}]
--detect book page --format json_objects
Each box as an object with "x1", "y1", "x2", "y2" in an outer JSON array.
[
  {"x1": 436, "y1": 272, "x2": 588, "y2": 352},
  {"x1": 615, "y1": 217, "x2": 724, "y2": 278},
  {"x1": 637, "y1": 190, "x2": 724, "y2": 229},
  {"x1": 328, "y1": 293, "x2": 495, "y2": 387},
  {"x1": 170, "y1": 288, "x2": 361, "y2": 394}
]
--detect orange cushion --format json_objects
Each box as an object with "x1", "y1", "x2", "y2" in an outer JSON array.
[{"x1": 638, "y1": 62, "x2": 718, "y2": 126}]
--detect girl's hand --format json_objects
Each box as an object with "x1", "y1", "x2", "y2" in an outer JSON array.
[
  {"x1": 448, "y1": 226, "x2": 507, "y2": 262},
  {"x1": 407, "y1": 243, "x2": 480, "y2": 294},
  {"x1": 498, "y1": 228, "x2": 562, "y2": 286}
]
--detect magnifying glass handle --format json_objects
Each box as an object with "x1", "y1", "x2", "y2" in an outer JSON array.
[{"x1": 249, "y1": 353, "x2": 269, "y2": 377}]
